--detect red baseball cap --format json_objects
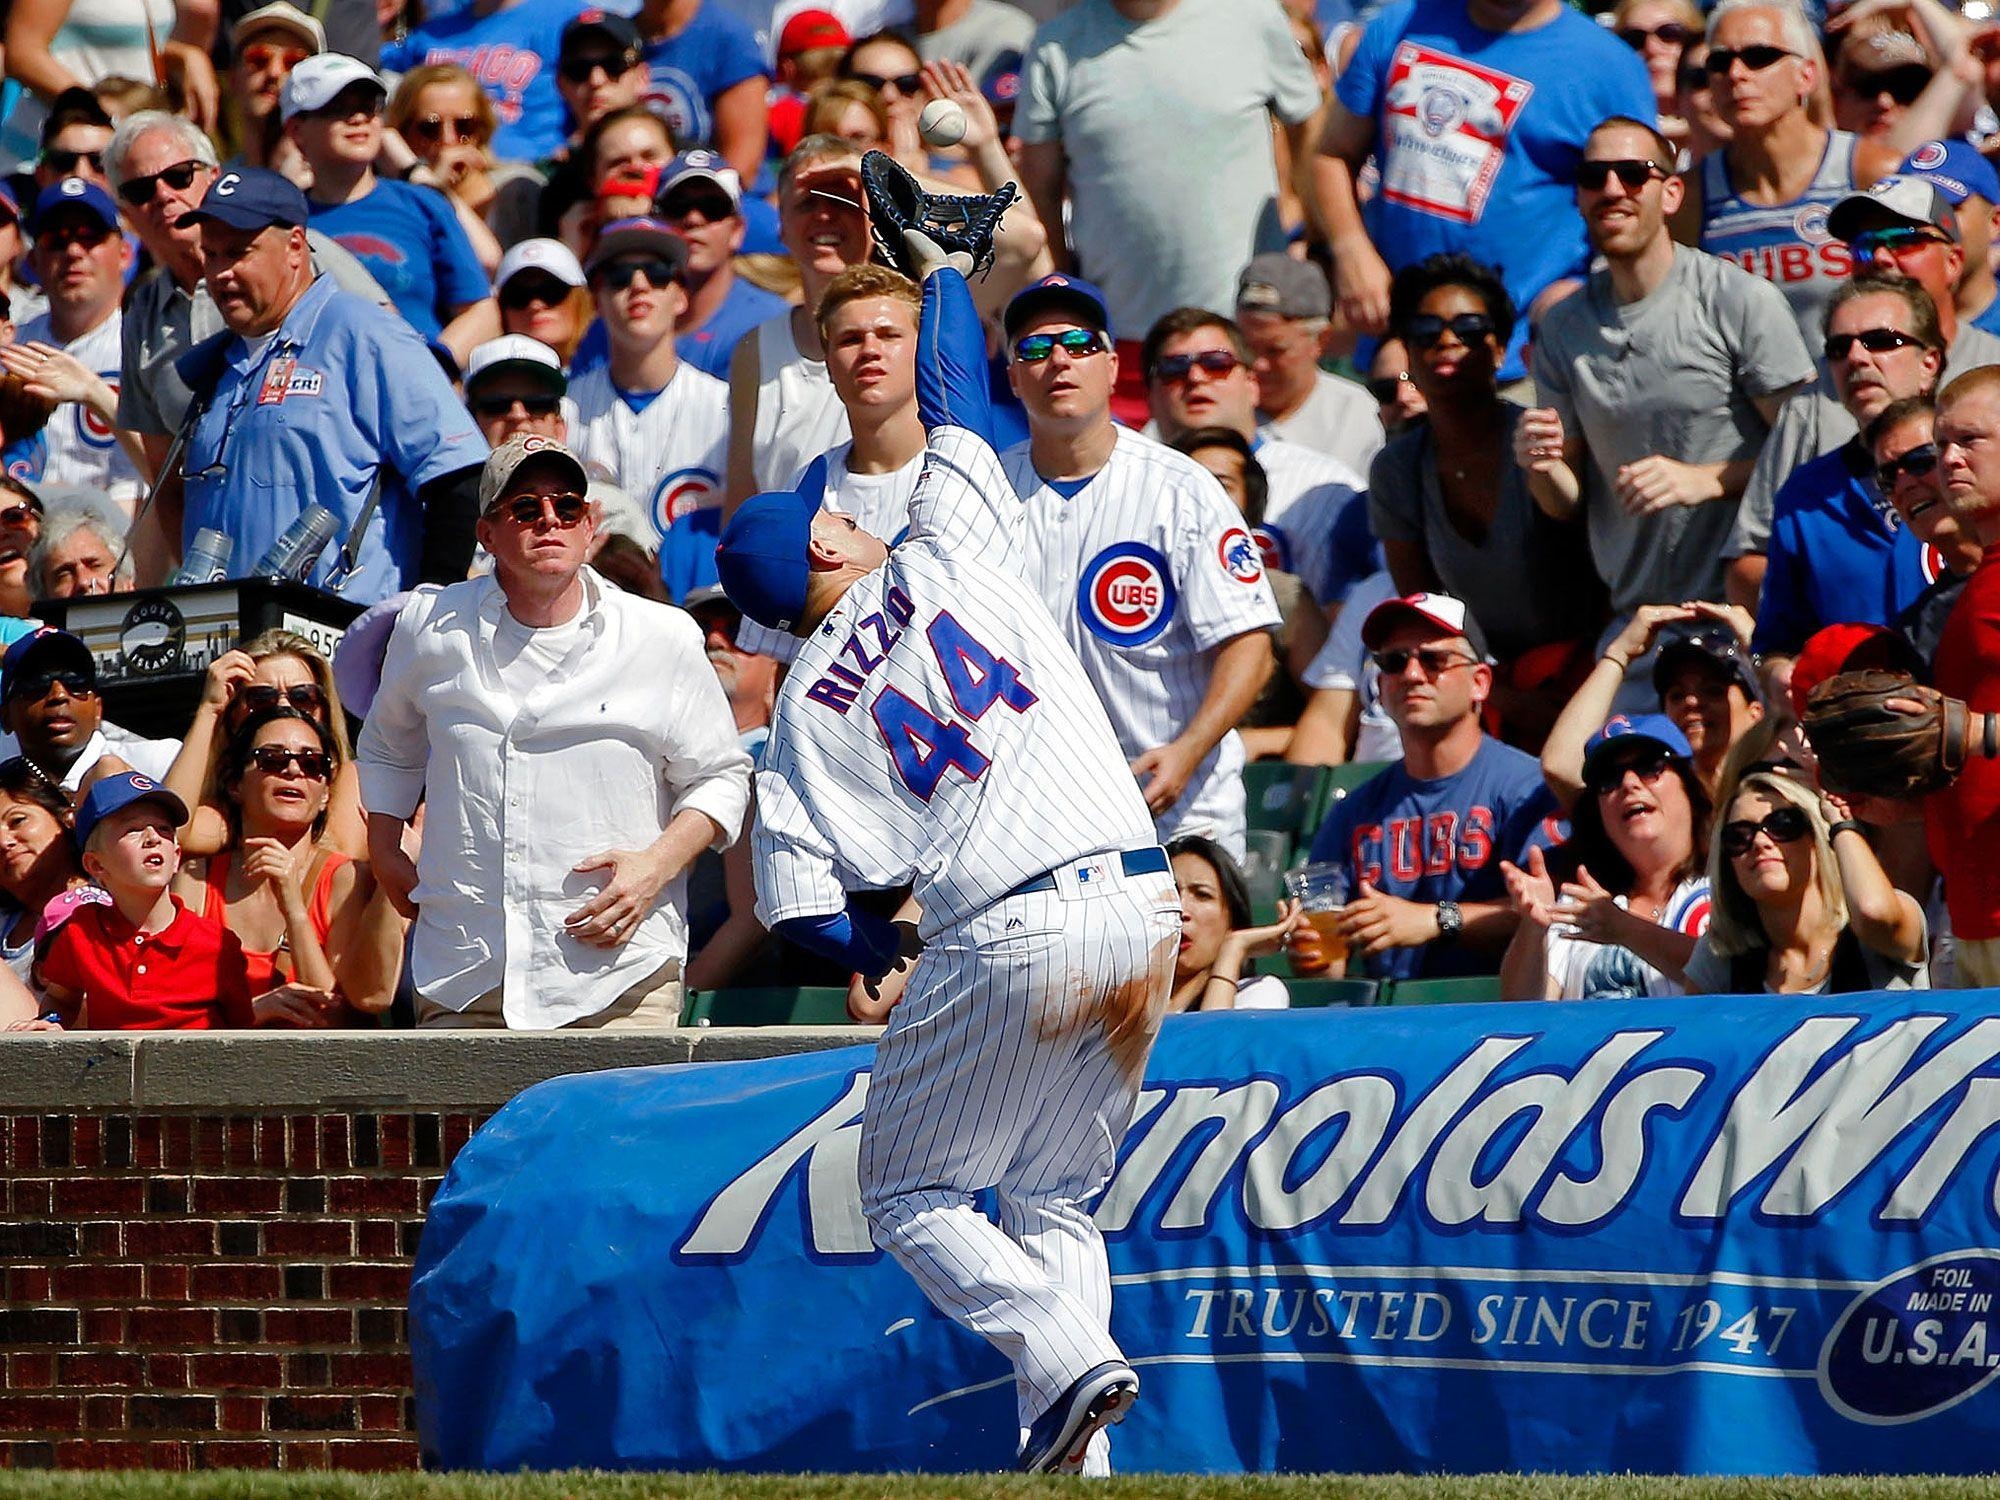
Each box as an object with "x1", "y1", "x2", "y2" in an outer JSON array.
[
  {"x1": 779, "y1": 8, "x2": 849, "y2": 57},
  {"x1": 1789, "y1": 623, "x2": 1923, "y2": 719}
]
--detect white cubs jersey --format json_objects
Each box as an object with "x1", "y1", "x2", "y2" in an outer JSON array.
[
  {"x1": 567, "y1": 360, "x2": 729, "y2": 547},
  {"x1": 754, "y1": 426, "x2": 1153, "y2": 938},
  {"x1": 18, "y1": 311, "x2": 140, "y2": 504},
  {"x1": 749, "y1": 312, "x2": 849, "y2": 494},
  {"x1": 1000, "y1": 427, "x2": 1282, "y2": 846},
  {"x1": 1255, "y1": 435, "x2": 1365, "y2": 604}
]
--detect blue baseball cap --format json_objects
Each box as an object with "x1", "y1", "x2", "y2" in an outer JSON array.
[
  {"x1": 184, "y1": 167, "x2": 309, "y2": 232},
  {"x1": 1899, "y1": 138, "x2": 2000, "y2": 207},
  {"x1": 1, "y1": 625, "x2": 88, "y2": 703},
  {"x1": 74, "y1": 771, "x2": 187, "y2": 851},
  {"x1": 27, "y1": 177, "x2": 119, "y2": 237},
  {"x1": 1583, "y1": 713, "x2": 1694, "y2": 781},
  {"x1": 714, "y1": 456, "x2": 827, "y2": 633},
  {"x1": 1004, "y1": 273, "x2": 1112, "y2": 340}
]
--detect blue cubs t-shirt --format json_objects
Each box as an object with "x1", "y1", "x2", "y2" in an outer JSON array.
[
  {"x1": 678, "y1": 275, "x2": 788, "y2": 378},
  {"x1": 308, "y1": 180, "x2": 491, "y2": 341},
  {"x1": 1336, "y1": 0, "x2": 1653, "y2": 378},
  {"x1": 1308, "y1": 735, "x2": 1555, "y2": 981},
  {"x1": 641, "y1": 1, "x2": 767, "y2": 154}
]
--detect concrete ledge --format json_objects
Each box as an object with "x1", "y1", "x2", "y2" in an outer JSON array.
[{"x1": 0, "y1": 1027, "x2": 879, "y2": 1111}]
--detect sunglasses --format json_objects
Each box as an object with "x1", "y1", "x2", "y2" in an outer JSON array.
[
  {"x1": 559, "y1": 52, "x2": 633, "y2": 83},
  {"x1": 1842, "y1": 64, "x2": 1932, "y2": 106},
  {"x1": 240, "y1": 41, "x2": 311, "y2": 70},
  {"x1": 661, "y1": 188, "x2": 736, "y2": 222},
  {"x1": 1705, "y1": 44, "x2": 1797, "y2": 74},
  {"x1": 1825, "y1": 326, "x2": 1923, "y2": 361},
  {"x1": 8, "y1": 669, "x2": 93, "y2": 702},
  {"x1": 1720, "y1": 805, "x2": 1813, "y2": 859},
  {"x1": 236, "y1": 681, "x2": 326, "y2": 715},
  {"x1": 1576, "y1": 158, "x2": 1666, "y2": 192},
  {"x1": 116, "y1": 159, "x2": 205, "y2": 207},
  {"x1": 487, "y1": 492, "x2": 590, "y2": 526},
  {"x1": 851, "y1": 69, "x2": 921, "y2": 94},
  {"x1": 472, "y1": 392, "x2": 563, "y2": 419},
  {"x1": 1585, "y1": 749, "x2": 1674, "y2": 795},
  {"x1": 1876, "y1": 441, "x2": 1939, "y2": 491},
  {"x1": 41, "y1": 148, "x2": 103, "y2": 175},
  {"x1": 1014, "y1": 328, "x2": 1107, "y2": 363},
  {"x1": 1851, "y1": 227, "x2": 1948, "y2": 260},
  {"x1": 1405, "y1": 312, "x2": 1496, "y2": 349},
  {"x1": 1678, "y1": 60, "x2": 1711, "y2": 91},
  {"x1": 249, "y1": 744, "x2": 332, "y2": 779},
  {"x1": 591, "y1": 256, "x2": 677, "y2": 292},
  {"x1": 306, "y1": 88, "x2": 382, "y2": 119},
  {"x1": 405, "y1": 113, "x2": 482, "y2": 145},
  {"x1": 1367, "y1": 372, "x2": 1414, "y2": 403},
  {"x1": 0, "y1": 503, "x2": 40, "y2": 529},
  {"x1": 499, "y1": 274, "x2": 573, "y2": 309},
  {"x1": 1370, "y1": 646, "x2": 1475, "y2": 676},
  {"x1": 1619, "y1": 21, "x2": 1692, "y2": 47},
  {"x1": 1155, "y1": 349, "x2": 1241, "y2": 382}
]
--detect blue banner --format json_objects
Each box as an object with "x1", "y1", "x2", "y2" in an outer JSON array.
[{"x1": 411, "y1": 993, "x2": 2000, "y2": 1473}]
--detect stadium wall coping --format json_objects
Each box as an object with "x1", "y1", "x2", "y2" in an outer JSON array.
[{"x1": 0, "y1": 1029, "x2": 871, "y2": 1472}]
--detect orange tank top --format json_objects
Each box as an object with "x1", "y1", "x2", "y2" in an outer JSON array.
[{"x1": 199, "y1": 849, "x2": 350, "y2": 996}]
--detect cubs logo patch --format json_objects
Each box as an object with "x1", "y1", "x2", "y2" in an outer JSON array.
[
  {"x1": 1674, "y1": 890, "x2": 1713, "y2": 938},
  {"x1": 1252, "y1": 523, "x2": 1289, "y2": 574},
  {"x1": 1077, "y1": 542, "x2": 1175, "y2": 648},
  {"x1": 1217, "y1": 526, "x2": 1264, "y2": 584},
  {"x1": 1794, "y1": 204, "x2": 1832, "y2": 244},
  {"x1": 78, "y1": 376, "x2": 120, "y2": 446},
  {"x1": 1909, "y1": 140, "x2": 1951, "y2": 171},
  {"x1": 652, "y1": 467, "x2": 720, "y2": 536},
  {"x1": 1922, "y1": 542, "x2": 1948, "y2": 587}
]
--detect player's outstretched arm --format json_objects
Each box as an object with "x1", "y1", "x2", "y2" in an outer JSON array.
[{"x1": 912, "y1": 247, "x2": 995, "y2": 445}]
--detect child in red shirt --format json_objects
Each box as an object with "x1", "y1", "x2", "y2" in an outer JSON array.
[{"x1": 38, "y1": 773, "x2": 255, "y2": 1030}]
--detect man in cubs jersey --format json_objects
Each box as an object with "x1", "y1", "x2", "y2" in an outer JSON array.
[
  {"x1": 1000, "y1": 274, "x2": 1280, "y2": 858},
  {"x1": 566, "y1": 218, "x2": 729, "y2": 548},
  {"x1": 716, "y1": 245, "x2": 1177, "y2": 1476}
]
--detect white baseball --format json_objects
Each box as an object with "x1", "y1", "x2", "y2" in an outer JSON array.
[{"x1": 919, "y1": 99, "x2": 968, "y2": 148}]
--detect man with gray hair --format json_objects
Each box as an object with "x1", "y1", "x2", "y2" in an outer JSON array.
[
  {"x1": 31, "y1": 493, "x2": 131, "y2": 599},
  {"x1": 1234, "y1": 253, "x2": 1383, "y2": 478}
]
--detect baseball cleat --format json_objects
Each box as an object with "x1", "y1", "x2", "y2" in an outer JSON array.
[{"x1": 1016, "y1": 1360, "x2": 1139, "y2": 1474}]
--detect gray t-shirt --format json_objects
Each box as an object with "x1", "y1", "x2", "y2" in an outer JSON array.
[
  {"x1": 1263, "y1": 368, "x2": 1387, "y2": 482},
  {"x1": 1366, "y1": 404, "x2": 1602, "y2": 660},
  {"x1": 1727, "y1": 322, "x2": 2000, "y2": 557},
  {"x1": 1533, "y1": 245, "x2": 1815, "y2": 611},
  {"x1": 118, "y1": 237, "x2": 391, "y2": 437},
  {"x1": 918, "y1": 0, "x2": 1035, "y2": 81},
  {"x1": 1015, "y1": 0, "x2": 1320, "y2": 338}
]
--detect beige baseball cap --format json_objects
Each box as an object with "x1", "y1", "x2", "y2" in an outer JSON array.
[
  {"x1": 232, "y1": 1, "x2": 327, "y2": 55},
  {"x1": 479, "y1": 433, "x2": 589, "y2": 513}
]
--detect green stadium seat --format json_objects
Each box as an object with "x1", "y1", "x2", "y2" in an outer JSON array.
[
  {"x1": 1283, "y1": 977, "x2": 1379, "y2": 1008},
  {"x1": 682, "y1": 987, "x2": 854, "y2": 1026},
  {"x1": 1242, "y1": 761, "x2": 1333, "y2": 838},
  {"x1": 1381, "y1": 975, "x2": 1505, "y2": 1006}
]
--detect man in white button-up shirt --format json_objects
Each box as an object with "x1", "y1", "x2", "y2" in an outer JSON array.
[{"x1": 356, "y1": 433, "x2": 751, "y2": 1029}]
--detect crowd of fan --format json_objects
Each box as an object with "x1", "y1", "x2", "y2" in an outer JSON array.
[{"x1": 0, "y1": 0, "x2": 1997, "y2": 1030}]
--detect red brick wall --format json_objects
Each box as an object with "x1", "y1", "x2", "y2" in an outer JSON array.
[{"x1": 0, "y1": 1109, "x2": 484, "y2": 1471}]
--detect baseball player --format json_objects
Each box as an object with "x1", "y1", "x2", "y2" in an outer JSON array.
[{"x1": 715, "y1": 237, "x2": 1177, "y2": 1475}]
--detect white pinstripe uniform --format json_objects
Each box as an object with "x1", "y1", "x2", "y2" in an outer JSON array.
[
  {"x1": 17, "y1": 311, "x2": 142, "y2": 504},
  {"x1": 1001, "y1": 428, "x2": 1283, "y2": 859},
  {"x1": 753, "y1": 425, "x2": 1177, "y2": 1469},
  {"x1": 1255, "y1": 434, "x2": 1365, "y2": 605},
  {"x1": 567, "y1": 361, "x2": 730, "y2": 548}
]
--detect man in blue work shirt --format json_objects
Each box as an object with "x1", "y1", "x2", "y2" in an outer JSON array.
[{"x1": 169, "y1": 168, "x2": 487, "y2": 604}]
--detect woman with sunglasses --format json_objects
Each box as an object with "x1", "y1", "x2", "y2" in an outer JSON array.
[
  {"x1": 388, "y1": 64, "x2": 536, "y2": 270},
  {"x1": 1369, "y1": 255, "x2": 1602, "y2": 740},
  {"x1": 1683, "y1": 769, "x2": 1927, "y2": 993},
  {"x1": 1501, "y1": 715, "x2": 1712, "y2": 1000},
  {"x1": 174, "y1": 706, "x2": 404, "y2": 1022},
  {"x1": 164, "y1": 630, "x2": 365, "y2": 860},
  {"x1": 840, "y1": 31, "x2": 927, "y2": 170},
  {"x1": 803, "y1": 78, "x2": 891, "y2": 157},
  {"x1": 1677, "y1": 0, "x2": 1898, "y2": 347},
  {"x1": 494, "y1": 239, "x2": 594, "y2": 367},
  {"x1": 1613, "y1": 0, "x2": 1704, "y2": 145}
]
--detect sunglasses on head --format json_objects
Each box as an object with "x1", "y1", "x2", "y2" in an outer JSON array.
[
  {"x1": 1825, "y1": 326, "x2": 1923, "y2": 360},
  {"x1": 1720, "y1": 804, "x2": 1812, "y2": 859},
  {"x1": 472, "y1": 391, "x2": 562, "y2": 419},
  {"x1": 236, "y1": 681, "x2": 326, "y2": 715},
  {"x1": 1014, "y1": 328, "x2": 1107, "y2": 363},
  {"x1": 405, "y1": 112, "x2": 482, "y2": 145},
  {"x1": 487, "y1": 492, "x2": 590, "y2": 526},
  {"x1": 1842, "y1": 63, "x2": 1932, "y2": 106},
  {"x1": 240, "y1": 40, "x2": 310, "y2": 70},
  {"x1": 1155, "y1": 349, "x2": 1240, "y2": 382},
  {"x1": 1852, "y1": 226, "x2": 1948, "y2": 259},
  {"x1": 851, "y1": 69, "x2": 921, "y2": 94},
  {"x1": 1585, "y1": 749, "x2": 1674, "y2": 794},
  {"x1": 1705, "y1": 44, "x2": 1798, "y2": 74},
  {"x1": 1877, "y1": 441, "x2": 1939, "y2": 490},
  {"x1": 499, "y1": 274, "x2": 572, "y2": 309},
  {"x1": 1405, "y1": 311, "x2": 1496, "y2": 349},
  {"x1": 249, "y1": 744, "x2": 331, "y2": 779},
  {"x1": 116, "y1": 159, "x2": 204, "y2": 207},
  {"x1": 591, "y1": 256, "x2": 677, "y2": 292},
  {"x1": 1367, "y1": 371, "x2": 1413, "y2": 403},
  {"x1": 1576, "y1": 157, "x2": 1666, "y2": 192},
  {"x1": 1370, "y1": 645, "x2": 1475, "y2": 676},
  {"x1": 41, "y1": 148, "x2": 103, "y2": 175},
  {"x1": 1619, "y1": 21, "x2": 1692, "y2": 47},
  {"x1": 559, "y1": 52, "x2": 633, "y2": 83},
  {"x1": 8, "y1": 669, "x2": 92, "y2": 703}
]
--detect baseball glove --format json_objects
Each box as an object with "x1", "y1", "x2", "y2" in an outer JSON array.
[
  {"x1": 859, "y1": 149, "x2": 1017, "y2": 280},
  {"x1": 1800, "y1": 669, "x2": 1970, "y2": 799}
]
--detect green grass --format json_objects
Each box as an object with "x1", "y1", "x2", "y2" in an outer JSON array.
[{"x1": 0, "y1": 1478, "x2": 1993, "y2": 1500}]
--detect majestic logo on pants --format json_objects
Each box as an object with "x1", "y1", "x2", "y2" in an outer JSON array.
[{"x1": 1078, "y1": 543, "x2": 1175, "y2": 647}]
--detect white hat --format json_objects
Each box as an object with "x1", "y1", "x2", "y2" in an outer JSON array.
[
  {"x1": 465, "y1": 334, "x2": 566, "y2": 395},
  {"x1": 279, "y1": 53, "x2": 384, "y2": 122},
  {"x1": 231, "y1": 2, "x2": 326, "y2": 55},
  {"x1": 495, "y1": 237, "x2": 587, "y2": 293},
  {"x1": 1361, "y1": 590, "x2": 1488, "y2": 656}
]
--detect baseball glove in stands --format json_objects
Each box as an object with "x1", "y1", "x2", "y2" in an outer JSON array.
[
  {"x1": 1800, "y1": 669, "x2": 1981, "y2": 799},
  {"x1": 860, "y1": 149, "x2": 1017, "y2": 280}
]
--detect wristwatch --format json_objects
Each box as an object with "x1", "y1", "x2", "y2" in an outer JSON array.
[{"x1": 1435, "y1": 901, "x2": 1463, "y2": 943}]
